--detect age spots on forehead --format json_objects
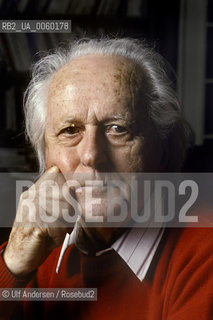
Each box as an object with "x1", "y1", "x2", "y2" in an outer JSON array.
[
  {"x1": 50, "y1": 54, "x2": 141, "y2": 84},
  {"x1": 48, "y1": 54, "x2": 144, "y2": 117}
]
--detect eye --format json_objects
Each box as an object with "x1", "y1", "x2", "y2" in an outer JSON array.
[
  {"x1": 59, "y1": 125, "x2": 81, "y2": 135},
  {"x1": 106, "y1": 124, "x2": 128, "y2": 134}
]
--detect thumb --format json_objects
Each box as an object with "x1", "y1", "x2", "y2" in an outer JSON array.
[{"x1": 36, "y1": 165, "x2": 62, "y2": 186}]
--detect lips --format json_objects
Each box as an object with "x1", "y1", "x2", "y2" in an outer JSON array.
[{"x1": 64, "y1": 172, "x2": 123, "y2": 184}]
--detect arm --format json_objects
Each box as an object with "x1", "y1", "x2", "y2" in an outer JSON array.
[
  {"x1": 0, "y1": 242, "x2": 37, "y2": 319},
  {"x1": 0, "y1": 166, "x2": 74, "y2": 318}
]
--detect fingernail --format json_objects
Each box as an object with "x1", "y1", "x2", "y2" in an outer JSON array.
[{"x1": 47, "y1": 166, "x2": 60, "y2": 173}]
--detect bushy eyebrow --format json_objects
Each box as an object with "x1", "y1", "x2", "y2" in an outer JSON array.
[
  {"x1": 58, "y1": 118, "x2": 83, "y2": 126},
  {"x1": 57, "y1": 114, "x2": 135, "y2": 127},
  {"x1": 102, "y1": 116, "x2": 134, "y2": 124}
]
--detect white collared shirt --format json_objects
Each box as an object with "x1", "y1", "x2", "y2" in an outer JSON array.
[
  {"x1": 111, "y1": 226, "x2": 164, "y2": 281},
  {"x1": 56, "y1": 218, "x2": 164, "y2": 282}
]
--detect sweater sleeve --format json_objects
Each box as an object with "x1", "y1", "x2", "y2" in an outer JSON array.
[
  {"x1": 0, "y1": 242, "x2": 34, "y2": 288},
  {"x1": 0, "y1": 242, "x2": 37, "y2": 319}
]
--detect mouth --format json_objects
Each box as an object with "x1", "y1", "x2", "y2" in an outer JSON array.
[
  {"x1": 75, "y1": 185, "x2": 108, "y2": 197},
  {"x1": 64, "y1": 172, "x2": 124, "y2": 185}
]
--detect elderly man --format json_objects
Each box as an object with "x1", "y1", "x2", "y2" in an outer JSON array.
[{"x1": 0, "y1": 38, "x2": 213, "y2": 319}]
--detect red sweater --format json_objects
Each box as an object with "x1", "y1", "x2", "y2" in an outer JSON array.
[{"x1": 0, "y1": 228, "x2": 213, "y2": 320}]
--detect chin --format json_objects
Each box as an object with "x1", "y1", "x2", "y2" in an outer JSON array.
[{"x1": 75, "y1": 185, "x2": 130, "y2": 227}]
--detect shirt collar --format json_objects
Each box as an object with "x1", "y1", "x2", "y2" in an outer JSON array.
[
  {"x1": 56, "y1": 217, "x2": 164, "y2": 282},
  {"x1": 111, "y1": 226, "x2": 164, "y2": 281}
]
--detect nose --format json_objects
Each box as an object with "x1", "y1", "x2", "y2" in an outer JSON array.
[{"x1": 78, "y1": 126, "x2": 107, "y2": 170}]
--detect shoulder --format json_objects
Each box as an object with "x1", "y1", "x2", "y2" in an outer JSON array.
[
  {"x1": 167, "y1": 227, "x2": 213, "y2": 256},
  {"x1": 159, "y1": 228, "x2": 213, "y2": 319},
  {"x1": 162, "y1": 227, "x2": 213, "y2": 291}
]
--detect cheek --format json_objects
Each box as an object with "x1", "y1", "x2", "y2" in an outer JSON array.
[
  {"x1": 45, "y1": 145, "x2": 79, "y2": 172},
  {"x1": 128, "y1": 139, "x2": 144, "y2": 171},
  {"x1": 107, "y1": 139, "x2": 144, "y2": 172}
]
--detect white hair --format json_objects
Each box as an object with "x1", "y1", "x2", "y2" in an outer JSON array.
[{"x1": 23, "y1": 37, "x2": 192, "y2": 173}]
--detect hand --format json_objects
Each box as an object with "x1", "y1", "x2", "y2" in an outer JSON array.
[{"x1": 3, "y1": 166, "x2": 75, "y2": 277}]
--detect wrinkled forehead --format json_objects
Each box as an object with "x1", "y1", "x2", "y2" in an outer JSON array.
[{"x1": 48, "y1": 54, "x2": 143, "y2": 97}]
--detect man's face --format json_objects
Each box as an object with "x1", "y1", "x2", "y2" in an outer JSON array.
[{"x1": 45, "y1": 55, "x2": 161, "y2": 238}]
